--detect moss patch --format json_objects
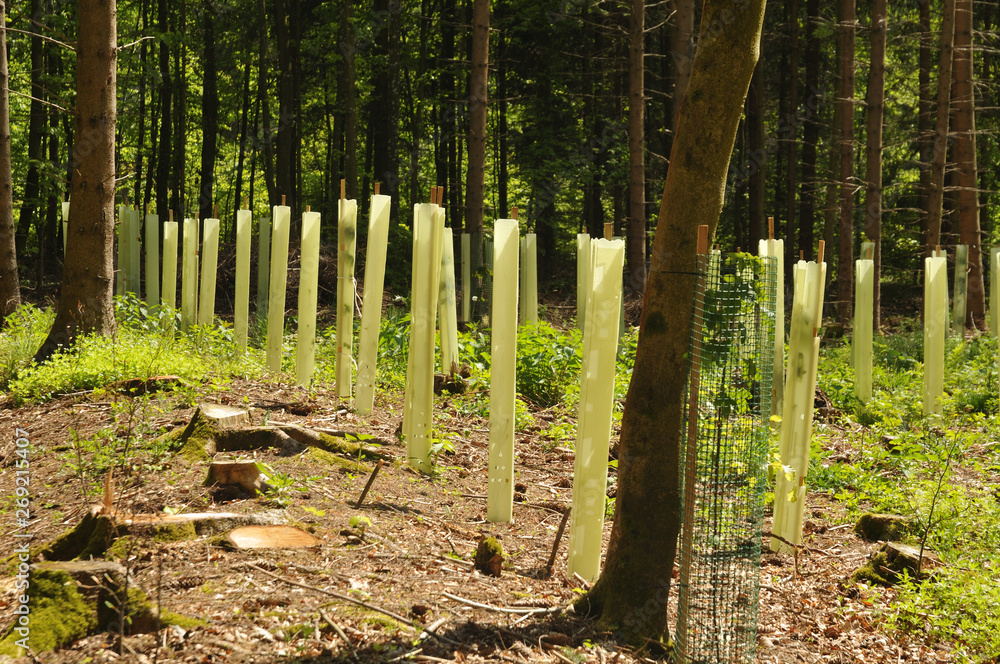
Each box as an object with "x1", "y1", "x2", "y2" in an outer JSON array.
[
  {"x1": 854, "y1": 513, "x2": 914, "y2": 542},
  {"x1": 305, "y1": 447, "x2": 368, "y2": 474},
  {"x1": 161, "y1": 611, "x2": 206, "y2": 630},
  {"x1": 475, "y1": 537, "x2": 506, "y2": 577},
  {"x1": 0, "y1": 569, "x2": 96, "y2": 655},
  {"x1": 34, "y1": 513, "x2": 118, "y2": 562},
  {"x1": 170, "y1": 408, "x2": 220, "y2": 461}
]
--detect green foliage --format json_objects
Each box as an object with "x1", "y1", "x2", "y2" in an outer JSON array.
[
  {"x1": 7, "y1": 297, "x2": 265, "y2": 404},
  {"x1": 0, "y1": 304, "x2": 54, "y2": 391},
  {"x1": 515, "y1": 321, "x2": 582, "y2": 407}
]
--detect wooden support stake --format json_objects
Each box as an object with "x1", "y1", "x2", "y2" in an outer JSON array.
[
  {"x1": 545, "y1": 507, "x2": 572, "y2": 574},
  {"x1": 356, "y1": 458, "x2": 384, "y2": 508},
  {"x1": 374, "y1": 182, "x2": 381, "y2": 196},
  {"x1": 800, "y1": 250, "x2": 804, "y2": 261},
  {"x1": 604, "y1": 222, "x2": 613, "y2": 241},
  {"x1": 282, "y1": 194, "x2": 287, "y2": 206},
  {"x1": 243, "y1": 196, "x2": 248, "y2": 209},
  {"x1": 214, "y1": 204, "x2": 218, "y2": 219},
  {"x1": 696, "y1": 224, "x2": 709, "y2": 254},
  {"x1": 340, "y1": 179, "x2": 346, "y2": 201},
  {"x1": 817, "y1": 240, "x2": 825, "y2": 265},
  {"x1": 510, "y1": 206, "x2": 518, "y2": 221},
  {"x1": 306, "y1": 205, "x2": 311, "y2": 213},
  {"x1": 768, "y1": 216, "x2": 774, "y2": 240},
  {"x1": 169, "y1": 209, "x2": 174, "y2": 222}
]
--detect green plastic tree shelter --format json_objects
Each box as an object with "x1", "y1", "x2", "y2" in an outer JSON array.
[
  {"x1": 439, "y1": 228, "x2": 460, "y2": 374},
  {"x1": 144, "y1": 211, "x2": 159, "y2": 308},
  {"x1": 461, "y1": 233, "x2": 471, "y2": 322},
  {"x1": 181, "y1": 217, "x2": 199, "y2": 332},
  {"x1": 576, "y1": 233, "x2": 590, "y2": 332},
  {"x1": 266, "y1": 204, "x2": 292, "y2": 373},
  {"x1": 488, "y1": 217, "x2": 520, "y2": 523},
  {"x1": 676, "y1": 229, "x2": 776, "y2": 664},
  {"x1": 356, "y1": 194, "x2": 392, "y2": 416},
  {"x1": 296, "y1": 210, "x2": 322, "y2": 386},
  {"x1": 567, "y1": 238, "x2": 624, "y2": 581},
  {"x1": 991, "y1": 247, "x2": 1000, "y2": 336},
  {"x1": 116, "y1": 204, "x2": 131, "y2": 296},
  {"x1": 234, "y1": 209, "x2": 252, "y2": 350},
  {"x1": 198, "y1": 217, "x2": 220, "y2": 326},
  {"x1": 336, "y1": 197, "x2": 359, "y2": 397},
  {"x1": 758, "y1": 229, "x2": 785, "y2": 418},
  {"x1": 519, "y1": 233, "x2": 539, "y2": 324},
  {"x1": 62, "y1": 199, "x2": 69, "y2": 255},
  {"x1": 854, "y1": 241, "x2": 874, "y2": 403},
  {"x1": 161, "y1": 219, "x2": 178, "y2": 333},
  {"x1": 924, "y1": 251, "x2": 948, "y2": 415},
  {"x1": 403, "y1": 203, "x2": 444, "y2": 471},
  {"x1": 953, "y1": 244, "x2": 968, "y2": 338},
  {"x1": 256, "y1": 215, "x2": 271, "y2": 317},
  {"x1": 771, "y1": 245, "x2": 826, "y2": 554}
]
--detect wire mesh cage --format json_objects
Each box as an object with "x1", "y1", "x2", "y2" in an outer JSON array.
[{"x1": 676, "y1": 251, "x2": 777, "y2": 664}]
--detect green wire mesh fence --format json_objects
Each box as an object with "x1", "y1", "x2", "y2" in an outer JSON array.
[{"x1": 676, "y1": 251, "x2": 777, "y2": 664}]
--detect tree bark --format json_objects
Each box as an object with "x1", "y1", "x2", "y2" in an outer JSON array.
[
  {"x1": 863, "y1": 0, "x2": 886, "y2": 332},
  {"x1": 16, "y1": 0, "x2": 47, "y2": 257},
  {"x1": 784, "y1": 0, "x2": 799, "y2": 268},
  {"x1": 465, "y1": 0, "x2": 489, "y2": 237},
  {"x1": 171, "y1": 0, "x2": 187, "y2": 216},
  {"x1": 918, "y1": 0, "x2": 932, "y2": 254},
  {"x1": 953, "y1": 0, "x2": 984, "y2": 328},
  {"x1": 0, "y1": 0, "x2": 19, "y2": 318},
  {"x1": 926, "y1": 0, "x2": 956, "y2": 255},
  {"x1": 273, "y1": 0, "x2": 295, "y2": 212},
  {"x1": 338, "y1": 0, "x2": 358, "y2": 200},
  {"x1": 198, "y1": 0, "x2": 218, "y2": 222},
  {"x1": 670, "y1": 0, "x2": 695, "y2": 131},
  {"x1": 747, "y1": 61, "x2": 765, "y2": 247},
  {"x1": 798, "y1": 0, "x2": 819, "y2": 264},
  {"x1": 836, "y1": 0, "x2": 855, "y2": 322},
  {"x1": 582, "y1": 0, "x2": 767, "y2": 641},
  {"x1": 258, "y1": 0, "x2": 276, "y2": 208},
  {"x1": 35, "y1": 0, "x2": 117, "y2": 360},
  {"x1": 156, "y1": 0, "x2": 171, "y2": 219},
  {"x1": 628, "y1": 0, "x2": 646, "y2": 292}
]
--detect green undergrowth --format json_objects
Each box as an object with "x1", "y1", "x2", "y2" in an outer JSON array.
[
  {"x1": 811, "y1": 327, "x2": 1000, "y2": 661},
  {"x1": 3, "y1": 296, "x2": 267, "y2": 404}
]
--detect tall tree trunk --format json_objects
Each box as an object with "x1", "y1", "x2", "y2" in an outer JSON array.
[
  {"x1": 670, "y1": 0, "x2": 695, "y2": 131},
  {"x1": 35, "y1": 0, "x2": 117, "y2": 360},
  {"x1": 0, "y1": 0, "x2": 19, "y2": 318},
  {"x1": 234, "y1": 52, "x2": 251, "y2": 223},
  {"x1": 156, "y1": 0, "x2": 171, "y2": 218},
  {"x1": 836, "y1": 0, "x2": 856, "y2": 322},
  {"x1": 953, "y1": 0, "x2": 984, "y2": 328},
  {"x1": 918, "y1": 0, "x2": 932, "y2": 253},
  {"x1": 628, "y1": 0, "x2": 646, "y2": 292},
  {"x1": 198, "y1": 0, "x2": 218, "y2": 222},
  {"x1": 273, "y1": 0, "x2": 295, "y2": 212},
  {"x1": 15, "y1": 0, "x2": 47, "y2": 256},
  {"x1": 171, "y1": 0, "x2": 187, "y2": 216},
  {"x1": 747, "y1": 61, "x2": 765, "y2": 247},
  {"x1": 258, "y1": 0, "x2": 276, "y2": 207},
  {"x1": 798, "y1": 0, "x2": 819, "y2": 264},
  {"x1": 784, "y1": 0, "x2": 799, "y2": 264},
  {"x1": 465, "y1": 0, "x2": 489, "y2": 237},
  {"x1": 583, "y1": 0, "x2": 767, "y2": 641},
  {"x1": 338, "y1": 0, "x2": 358, "y2": 199},
  {"x1": 926, "y1": 0, "x2": 956, "y2": 254},
  {"x1": 863, "y1": 0, "x2": 886, "y2": 331},
  {"x1": 135, "y1": 0, "x2": 148, "y2": 208}
]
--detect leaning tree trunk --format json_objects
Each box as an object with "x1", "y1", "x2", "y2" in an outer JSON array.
[
  {"x1": 581, "y1": 0, "x2": 766, "y2": 642},
  {"x1": 836, "y1": 0, "x2": 856, "y2": 323},
  {"x1": 926, "y1": 0, "x2": 956, "y2": 255},
  {"x1": 0, "y1": 0, "x2": 19, "y2": 319},
  {"x1": 35, "y1": 0, "x2": 117, "y2": 361},
  {"x1": 627, "y1": 0, "x2": 646, "y2": 293},
  {"x1": 918, "y1": 0, "x2": 932, "y2": 254},
  {"x1": 953, "y1": 0, "x2": 984, "y2": 328},
  {"x1": 465, "y1": 0, "x2": 489, "y2": 236},
  {"x1": 864, "y1": 0, "x2": 886, "y2": 332}
]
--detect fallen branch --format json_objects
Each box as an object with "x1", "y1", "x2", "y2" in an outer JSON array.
[
  {"x1": 441, "y1": 592, "x2": 566, "y2": 616},
  {"x1": 545, "y1": 507, "x2": 572, "y2": 574},
  {"x1": 356, "y1": 458, "x2": 384, "y2": 507}
]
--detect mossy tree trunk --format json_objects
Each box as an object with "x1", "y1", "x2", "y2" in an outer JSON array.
[
  {"x1": 582, "y1": 0, "x2": 766, "y2": 642},
  {"x1": 34, "y1": 0, "x2": 117, "y2": 362}
]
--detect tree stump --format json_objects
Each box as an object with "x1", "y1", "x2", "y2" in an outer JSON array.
[{"x1": 226, "y1": 525, "x2": 319, "y2": 549}]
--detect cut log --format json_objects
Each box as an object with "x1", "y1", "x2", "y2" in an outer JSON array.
[
  {"x1": 124, "y1": 511, "x2": 287, "y2": 538},
  {"x1": 277, "y1": 423, "x2": 391, "y2": 461},
  {"x1": 199, "y1": 403, "x2": 250, "y2": 428},
  {"x1": 226, "y1": 525, "x2": 319, "y2": 549},
  {"x1": 206, "y1": 460, "x2": 273, "y2": 495},
  {"x1": 852, "y1": 541, "x2": 943, "y2": 585}
]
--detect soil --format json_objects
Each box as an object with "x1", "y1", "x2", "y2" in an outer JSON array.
[{"x1": 0, "y1": 288, "x2": 954, "y2": 663}]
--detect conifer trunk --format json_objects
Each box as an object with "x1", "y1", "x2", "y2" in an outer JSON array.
[
  {"x1": 628, "y1": 0, "x2": 646, "y2": 292},
  {"x1": 926, "y1": 0, "x2": 956, "y2": 255},
  {"x1": 864, "y1": 0, "x2": 886, "y2": 331},
  {"x1": 836, "y1": 0, "x2": 856, "y2": 322},
  {"x1": 0, "y1": 0, "x2": 19, "y2": 318},
  {"x1": 35, "y1": 0, "x2": 117, "y2": 360},
  {"x1": 465, "y1": 0, "x2": 489, "y2": 237}
]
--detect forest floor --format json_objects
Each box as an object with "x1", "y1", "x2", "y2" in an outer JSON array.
[{"x1": 0, "y1": 373, "x2": 957, "y2": 664}]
